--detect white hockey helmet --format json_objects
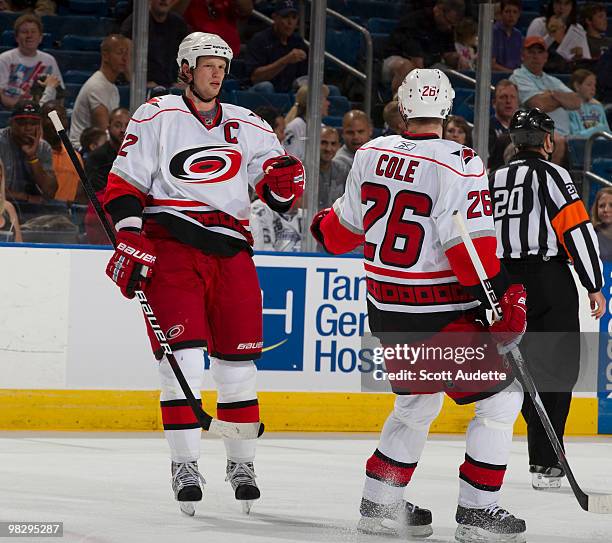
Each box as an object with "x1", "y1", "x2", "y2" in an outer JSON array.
[
  {"x1": 176, "y1": 32, "x2": 233, "y2": 74},
  {"x1": 397, "y1": 69, "x2": 454, "y2": 120}
]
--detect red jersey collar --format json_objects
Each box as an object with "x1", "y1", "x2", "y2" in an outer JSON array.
[{"x1": 182, "y1": 94, "x2": 223, "y2": 130}]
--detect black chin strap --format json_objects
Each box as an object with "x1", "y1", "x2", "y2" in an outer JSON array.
[{"x1": 190, "y1": 81, "x2": 216, "y2": 104}]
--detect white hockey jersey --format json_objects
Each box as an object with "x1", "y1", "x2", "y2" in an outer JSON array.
[
  {"x1": 330, "y1": 133, "x2": 496, "y2": 314},
  {"x1": 106, "y1": 94, "x2": 286, "y2": 254},
  {"x1": 250, "y1": 199, "x2": 303, "y2": 252}
]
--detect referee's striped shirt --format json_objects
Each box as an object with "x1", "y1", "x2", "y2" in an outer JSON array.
[{"x1": 489, "y1": 150, "x2": 603, "y2": 293}]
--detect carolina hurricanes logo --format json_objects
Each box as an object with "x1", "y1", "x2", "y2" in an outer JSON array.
[
  {"x1": 169, "y1": 144, "x2": 242, "y2": 184},
  {"x1": 452, "y1": 147, "x2": 476, "y2": 167}
]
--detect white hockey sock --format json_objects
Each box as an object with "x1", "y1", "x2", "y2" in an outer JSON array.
[
  {"x1": 459, "y1": 379, "x2": 523, "y2": 508},
  {"x1": 363, "y1": 393, "x2": 443, "y2": 505},
  {"x1": 158, "y1": 348, "x2": 204, "y2": 463},
  {"x1": 210, "y1": 357, "x2": 258, "y2": 463}
]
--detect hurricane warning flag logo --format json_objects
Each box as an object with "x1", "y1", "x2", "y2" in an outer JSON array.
[{"x1": 169, "y1": 144, "x2": 242, "y2": 183}]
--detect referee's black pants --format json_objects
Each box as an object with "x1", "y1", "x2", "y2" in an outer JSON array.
[{"x1": 503, "y1": 259, "x2": 580, "y2": 469}]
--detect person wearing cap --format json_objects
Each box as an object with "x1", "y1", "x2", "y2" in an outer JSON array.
[
  {"x1": 510, "y1": 35, "x2": 581, "y2": 164},
  {"x1": 0, "y1": 99, "x2": 57, "y2": 203},
  {"x1": 244, "y1": 0, "x2": 308, "y2": 93}
]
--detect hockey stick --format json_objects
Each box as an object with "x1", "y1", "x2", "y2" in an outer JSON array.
[
  {"x1": 49, "y1": 111, "x2": 264, "y2": 440},
  {"x1": 452, "y1": 210, "x2": 612, "y2": 514}
]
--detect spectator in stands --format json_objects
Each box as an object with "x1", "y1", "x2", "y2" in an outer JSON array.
[
  {"x1": 334, "y1": 110, "x2": 373, "y2": 170},
  {"x1": 544, "y1": 15, "x2": 583, "y2": 73},
  {"x1": 40, "y1": 101, "x2": 86, "y2": 203},
  {"x1": 283, "y1": 85, "x2": 329, "y2": 161},
  {"x1": 592, "y1": 187, "x2": 612, "y2": 261},
  {"x1": 492, "y1": 0, "x2": 523, "y2": 72},
  {"x1": 488, "y1": 79, "x2": 520, "y2": 171},
  {"x1": 382, "y1": 100, "x2": 404, "y2": 135},
  {"x1": 443, "y1": 114, "x2": 473, "y2": 146},
  {"x1": 454, "y1": 18, "x2": 478, "y2": 71},
  {"x1": 0, "y1": 100, "x2": 56, "y2": 203},
  {"x1": 527, "y1": 0, "x2": 578, "y2": 43},
  {"x1": 121, "y1": 0, "x2": 189, "y2": 88},
  {"x1": 580, "y1": 2, "x2": 612, "y2": 60},
  {"x1": 79, "y1": 127, "x2": 107, "y2": 160},
  {"x1": 83, "y1": 107, "x2": 130, "y2": 244},
  {"x1": 568, "y1": 69, "x2": 610, "y2": 136},
  {"x1": 245, "y1": 0, "x2": 307, "y2": 93},
  {"x1": 0, "y1": 158, "x2": 22, "y2": 242},
  {"x1": 383, "y1": 0, "x2": 466, "y2": 95},
  {"x1": 173, "y1": 0, "x2": 252, "y2": 58},
  {"x1": 510, "y1": 36, "x2": 581, "y2": 164},
  {"x1": 0, "y1": 14, "x2": 63, "y2": 110},
  {"x1": 69, "y1": 35, "x2": 131, "y2": 148},
  {"x1": 254, "y1": 105, "x2": 286, "y2": 143},
  {"x1": 319, "y1": 126, "x2": 349, "y2": 209}
]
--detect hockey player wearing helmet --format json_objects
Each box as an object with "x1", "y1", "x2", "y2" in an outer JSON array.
[
  {"x1": 311, "y1": 69, "x2": 528, "y2": 542},
  {"x1": 492, "y1": 108, "x2": 604, "y2": 491},
  {"x1": 102, "y1": 32, "x2": 305, "y2": 516}
]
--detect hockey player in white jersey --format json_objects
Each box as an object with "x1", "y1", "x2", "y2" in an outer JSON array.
[
  {"x1": 250, "y1": 197, "x2": 303, "y2": 251},
  {"x1": 311, "y1": 69, "x2": 528, "y2": 542},
  {"x1": 103, "y1": 33, "x2": 304, "y2": 515}
]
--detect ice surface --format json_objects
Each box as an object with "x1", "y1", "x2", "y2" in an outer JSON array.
[{"x1": 0, "y1": 433, "x2": 611, "y2": 542}]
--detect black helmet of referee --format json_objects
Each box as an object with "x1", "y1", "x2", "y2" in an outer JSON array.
[{"x1": 508, "y1": 108, "x2": 555, "y2": 149}]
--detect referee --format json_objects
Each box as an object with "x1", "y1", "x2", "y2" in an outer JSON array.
[{"x1": 489, "y1": 108, "x2": 605, "y2": 490}]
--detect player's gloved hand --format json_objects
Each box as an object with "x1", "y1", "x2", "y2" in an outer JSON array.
[
  {"x1": 489, "y1": 284, "x2": 527, "y2": 354},
  {"x1": 105, "y1": 230, "x2": 156, "y2": 299},
  {"x1": 310, "y1": 207, "x2": 331, "y2": 245},
  {"x1": 259, "y1": 155, "x2": 305, "y2": 204}
]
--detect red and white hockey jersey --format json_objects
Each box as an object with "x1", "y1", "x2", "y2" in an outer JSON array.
[
  {"x1": 104, "y1": 94, "x2": 286, "y2": 254},
  {"x1": 319, "y1": 133, "x2": 501, "y2": 314}
]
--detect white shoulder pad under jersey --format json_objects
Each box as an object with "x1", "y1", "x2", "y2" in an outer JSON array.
[
  {"x1": 333, "y1": 134, "x2": 493, "y2": 313},
  {"x1": 110, "y1": 94, "x2": 285, "y2": 243}
]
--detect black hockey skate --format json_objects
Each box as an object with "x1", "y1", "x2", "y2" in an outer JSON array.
[
  {"x1": 455, "y1": 504, "x2": 526, "y2": 543},
  {"x1": 530, "y1": 463, "x2": 565, "y2": 490},
  {"x1": 357, "y1": 498, "x2": 433, "y2": 538},
  {"x1": 226, "y1": 460, "x2": 260, "y2": 514},
  {"x1": 171, "y1": 461, "x2": 206, "y2": 516}
]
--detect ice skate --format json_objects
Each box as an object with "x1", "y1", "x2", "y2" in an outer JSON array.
[
  {"x1": 226, "y1": 460, "x2": 260, "y2": 514},
  {"x1": 357, "y1": 498, "x2": 433, "y2": 538},
  {"x1": 171, "y1": 461, "x2": 206, "y2": 516},
  {"x1": 530, "y1": 464, "x2": 564, "y2": 490},
  {"x1": 455, "y1": 504, "x2": 526, "y2": 543}
]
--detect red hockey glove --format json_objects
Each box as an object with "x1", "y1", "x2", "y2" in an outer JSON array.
[
  {"x1": 105, "y1": 231, "x2": 156, "y2": 299},
  {"x1": 310, "y1": 207, "x2": 331, "y2": 245},
  {"x1": 489, "y1": 284, "x2": 527, "y2": 354},
  {"x1": 258, "y1": 155, "x2": 305, "y2": 204}
]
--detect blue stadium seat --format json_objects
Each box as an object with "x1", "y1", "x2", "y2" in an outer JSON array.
[
  {"x1": 63, "y1": 70, "x2": 93, "y2": 84},
  {"x1": 322, "y1": 115, "x2": 343, "y2": 128},
  {"x1": 326, "y1": 29, "x2": 361, "y2": 67},
  {"x1": 47, "y1": 49, "x2": 101, "y2": 73},
  {"x1": 63, "y1": 82, "x2": 82, "y2": 108},
  {"x1": 328, "y1": 95, "x2": 350, "y2": 117},
  {"x1": 0, "y1": 110, "x2": 10, "y2": 128},
  {"x1": 0, "y1": 12, "x2": 19, "y2": 32},
  {"x1": 61, "y1": 35, "x2": 103, "y2": 51},
  {"x1": 229, "y1": 58, "x2": 248, "y2": 82},
  {"x1": 118, "y1": 85, "x2": 130, "y2": 108},
  {"x1": 69, "y1": 0, "x2": 108, "y2": 16},
  {"x1": 452, "y1": 88, "x2": 475, "y2": 123},
  {"x1": 593, "y1": 158, "x2": 612, "y2": 182},
  {"x1": 231, "y1": 90, "x2": 293, "y2": 114},
  {"x1": 367, "y1": 18, "x2": 398, "y2": 34},
  {"x1": 326, "y1": 84, "x2": 341, "y2": 96},
  {"x1": 371, "y1": 32, "x2": 389, "y2": 58},
  {"x1": 222, "y1": 79, "x2": 240, "y2": 93},
  {"x1": 567, "y1": 137, "x2": 612, "y2": 169},
  {"x1": 349, "y1": 0, "x2": 402, "y2": 20},
  {"x1": 41, "y1": 15, "x2": 113, "y2": 41},
  {"x1": 1, "y1": 30, "x2": 54, "y2": 49}
]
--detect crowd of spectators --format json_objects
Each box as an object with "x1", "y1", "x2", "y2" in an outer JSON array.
[{"x1": 0, "y1": 0, "x2": 611, "y2": 252}]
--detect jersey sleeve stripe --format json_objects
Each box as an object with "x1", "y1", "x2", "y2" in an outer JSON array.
[
  {"x1": 364, "y1": 263, "x2": 455, "y2": 280},
  {"x1": 360, "y1": 145, "x2": 486, "y2": 178}
]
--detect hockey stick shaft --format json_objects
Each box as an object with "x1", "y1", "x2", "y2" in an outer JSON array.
[
  {"x1": 49, "y1": 111, "x2": 263, "y2": 440},
  {"x1": 452, "y1": 210, "x2": 611, "y2": 514}
]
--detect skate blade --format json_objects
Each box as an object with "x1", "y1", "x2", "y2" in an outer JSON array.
[
  {"x1": 241, "y1": 500, "x2": 254, "y2": 515},
  {"x1": 455, "y1": 525, "x2": 526, "y2": 543},
  {"x1": 357, "y1": 517, "x2": 433, "y2": 538},
  {"x1": 179, "y1": 502, "x2": 195, "y2": 516}
]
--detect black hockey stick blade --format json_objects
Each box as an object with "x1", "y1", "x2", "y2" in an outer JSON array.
[
  {"x1": 452, "y1": 210, "x2": 612, "y2": 514},
  {"x1": 48, "y1": 111, "x2": 264, "y2": 440}
]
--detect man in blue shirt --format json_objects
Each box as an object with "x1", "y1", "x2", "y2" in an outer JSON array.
[
  {"x1": 492, "y1": 0, "x2": 523, "y2": 72},
  {"x1": 244, "y1": 0, "x2": 307, "y2": 93},
  {"x1": 510, "y1": 36, "x2": 581, "y2": 164}
]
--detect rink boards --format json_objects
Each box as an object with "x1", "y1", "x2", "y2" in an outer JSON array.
[{"x1": 0, "y1": 244, "x2": 609, "y2": 434}]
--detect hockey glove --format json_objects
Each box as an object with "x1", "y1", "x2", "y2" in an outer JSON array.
[
  {"x1": 257, "y1": 155, "x2": 305, "y2": 208},
  {"x1": 310, "y1": 207, "x2": 331, "y2": 246},
  {"x1": 105, "y1": 230, "x2": 156, "y2": 299},
  {"x1": 489, "y1": 284, "x2": 527, "y2": 354}
]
